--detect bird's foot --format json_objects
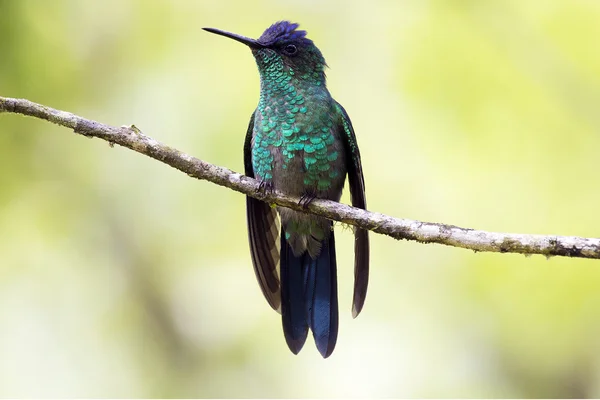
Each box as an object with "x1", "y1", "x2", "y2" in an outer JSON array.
[
  {"x1": 299, "y1": 192, "x2": 316, "y2": 209},
  {"x1": 256, "y1": 179, "x2": 274, "y2": 194}
]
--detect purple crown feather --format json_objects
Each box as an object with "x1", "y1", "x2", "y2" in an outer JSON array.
[{"x1": 258, "y1": 21, "x2": 312, "y2": 46}]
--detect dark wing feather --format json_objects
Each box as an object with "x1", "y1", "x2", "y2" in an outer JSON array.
[
  {"x1": 335, "y1": 101, "x2": 370, "y2": 318},
  {"x1": 244, "y1": 111, "x2": 281, "y2": 312}
]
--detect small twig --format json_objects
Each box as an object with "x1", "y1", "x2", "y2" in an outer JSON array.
[{"x1": 1, "y1": 95, "x2": 599, "y2": 259}]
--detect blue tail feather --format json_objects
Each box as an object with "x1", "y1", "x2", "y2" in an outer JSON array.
[
  {"x1": 280, "y1": 232, "x2": 308, "y2": 354},
  {"x1": 280, "y1": 228, "x2": 338, "y2": 358},
  {"x1": 303, "y1": 256, "x2": 316, "y2": 330},
  {"x1": 309, "y1": 231, "x2": 338, "y2": 358}
]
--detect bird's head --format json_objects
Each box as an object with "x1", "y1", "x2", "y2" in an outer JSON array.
[{"x1": 203, "y1": 21, "x2": 326, "y2": 82}]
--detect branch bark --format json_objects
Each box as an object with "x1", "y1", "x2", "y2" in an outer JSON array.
[{"x1": 1, "y1": 95, "x2": 599, "y2": 259}]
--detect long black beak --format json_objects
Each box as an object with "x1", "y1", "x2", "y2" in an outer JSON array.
[{"x1": 203, "y1": 27, "x2": 264, "y2": 49}]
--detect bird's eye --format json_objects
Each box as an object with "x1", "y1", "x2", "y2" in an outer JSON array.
[{"x1": 284, "y1": 44, "x2": 298, "y2": 55}]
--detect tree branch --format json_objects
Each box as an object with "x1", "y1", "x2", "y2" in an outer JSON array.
[{"x1": 1, "y1": 95, "x2": 599, "y2": 259}]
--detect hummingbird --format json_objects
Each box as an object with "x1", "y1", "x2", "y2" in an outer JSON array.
[{"x1": 203, "y1": 21, "x2": 369, "y2": 358}]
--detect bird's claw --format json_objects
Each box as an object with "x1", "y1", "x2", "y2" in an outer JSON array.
[
  {"x1": 299, "y1": 193, "x2": 316, "y2": 209},
  {"x1": 256, "y1": 180, "x2": 274, "y2": 194}
]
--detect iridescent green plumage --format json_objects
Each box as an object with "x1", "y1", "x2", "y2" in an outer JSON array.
[
  {"x1": 204, "y1": 21, "x2": 369, "y2": 358},
  {"x1": 252, "y1": 38, "x2": 338, "y2": 196}
]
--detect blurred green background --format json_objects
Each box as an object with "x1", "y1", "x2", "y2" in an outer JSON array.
[{"x1": 2, "y1": 0, "x2": 600, "y2": 397}]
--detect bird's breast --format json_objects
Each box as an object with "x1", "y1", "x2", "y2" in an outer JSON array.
[{"x1": 252, "y1": 101, "x2": 346, "y2": 200}]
